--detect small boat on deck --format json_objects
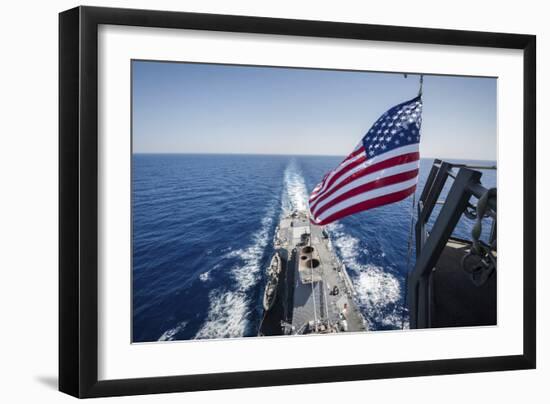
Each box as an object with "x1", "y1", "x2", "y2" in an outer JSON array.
[
  {"x1": 267, "y1": 252, "x2": 281, "y2": 276},
  {"x1": 263, "y1": 253, "x2": 281, "y2": 311}
]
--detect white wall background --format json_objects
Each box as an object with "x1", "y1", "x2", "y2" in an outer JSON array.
[{"x1": 0, "y1": 0, "x2": 545, "y2": 402}]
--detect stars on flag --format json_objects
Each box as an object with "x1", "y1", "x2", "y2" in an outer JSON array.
[{"x1": 360, "y1": 96, "x2": 423, "y2": 161}]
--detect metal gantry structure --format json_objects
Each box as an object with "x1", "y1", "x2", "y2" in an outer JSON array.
[{"x1": 408, "y1": 160, "x2": 497, "y2": 329}]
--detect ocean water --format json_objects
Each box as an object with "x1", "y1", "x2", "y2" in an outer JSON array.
[{"x1": 132, "y1": 154, "x2": 496, "y2": 342}]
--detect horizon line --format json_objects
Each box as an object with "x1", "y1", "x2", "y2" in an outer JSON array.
[{"x1": 132, "y1": 151, "x2": 496, "y2": 162}]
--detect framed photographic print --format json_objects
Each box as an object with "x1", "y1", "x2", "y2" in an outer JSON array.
[{"x1": 59, "y1": 6, "x2": 536, "y2": 398}]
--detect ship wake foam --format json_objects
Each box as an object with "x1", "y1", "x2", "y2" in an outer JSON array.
[
  {"x1": 158, "y1": 321, "x2": 188, "y2": 341},
  {"x1": 281, "y1": 160, "x2": 308, "y2": 214},
  {"x1": 199, "y1": 270, "x2": 211, "y2": 282},
  {"x1": 195, "y1": 204, "x2": 275, "y2": 339},
  {"x1": 327, "y1": 223, "x2": 405, "y2": 329},
  {"x1": 194, "y1": 290, "x2": 250, "y2": 339}
]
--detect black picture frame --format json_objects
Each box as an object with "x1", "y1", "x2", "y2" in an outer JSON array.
[{"x1": 59, "y1": 5, "x2": 536, "y2": 398}]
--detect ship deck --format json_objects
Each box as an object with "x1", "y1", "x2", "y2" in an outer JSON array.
[
  {"x1": 430, "y1": 238, "x2": 497, "y2": 328},
  {"x1": 259, "y1": 212, "x2": 366, "y2": 336}
]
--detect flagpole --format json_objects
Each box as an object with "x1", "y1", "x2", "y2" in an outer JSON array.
[
  {"x1": 401, "y1": 190, "x2": 416, "y2": 329},
  {"x1": 400, "y1": 73, "x2": 423, "y2": 329}
]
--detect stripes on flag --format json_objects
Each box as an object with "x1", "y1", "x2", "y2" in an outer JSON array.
[{"x1": 309, "y1": 95, "x2": 422, "y2": 226}]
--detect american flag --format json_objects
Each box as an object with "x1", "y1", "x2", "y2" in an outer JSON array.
[{"x1": 309, "y1": 95, "x2": 423, "y2": 225}]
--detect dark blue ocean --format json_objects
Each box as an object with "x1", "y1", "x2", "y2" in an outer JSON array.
[{"x1": 132, "y1": 154, "x2": 496, "y2": 342}]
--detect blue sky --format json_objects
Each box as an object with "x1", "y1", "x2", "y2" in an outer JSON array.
[{"x1": 132, "y1": 60, "x2": 496, "y2": 161}]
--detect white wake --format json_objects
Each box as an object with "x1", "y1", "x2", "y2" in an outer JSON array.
[
  {"x1": 195, "y1": 205, "x2": 275, "y2": 339},
  {"x1": 196, "y1": 160, "x2": 311, "y2": 339},
  {"x1": 327, "y1": 223, "x2": 405, "y2": 329},
  {"x1": 281, "y1": 160, "x2": 308, "y2": 214}
]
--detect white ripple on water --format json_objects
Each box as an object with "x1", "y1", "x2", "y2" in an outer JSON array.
[
  {"x1": 194, "y1": 205, "x2": 275, "y2": 339},
  {"x1": 327, "y1": 223, "x2": 405, "y2": 329},
  {"x1": 199, "y1": 263, "x2": 221, "y2": 283},
  {"x1": 158, "y1": 321, "x2": 188, "y2": 341},
  {"x1": 199, "y1": 270, "x2": 211, "y2": 282}
]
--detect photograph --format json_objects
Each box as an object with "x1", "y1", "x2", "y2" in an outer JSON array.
[
  {"x1": 0, "y1": 0, "x2": 542, "y2": 401},
  {"x1": 131, "y1": 60, "x2": 497, "y2": 343}
]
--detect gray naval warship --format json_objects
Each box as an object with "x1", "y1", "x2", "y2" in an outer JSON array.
[
  {"x1": 259, "y1": 159, "x2": 497, "y2": 334},
  {"x1": 259, "y1": 210, "x2": 367, "y2": 336}
]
